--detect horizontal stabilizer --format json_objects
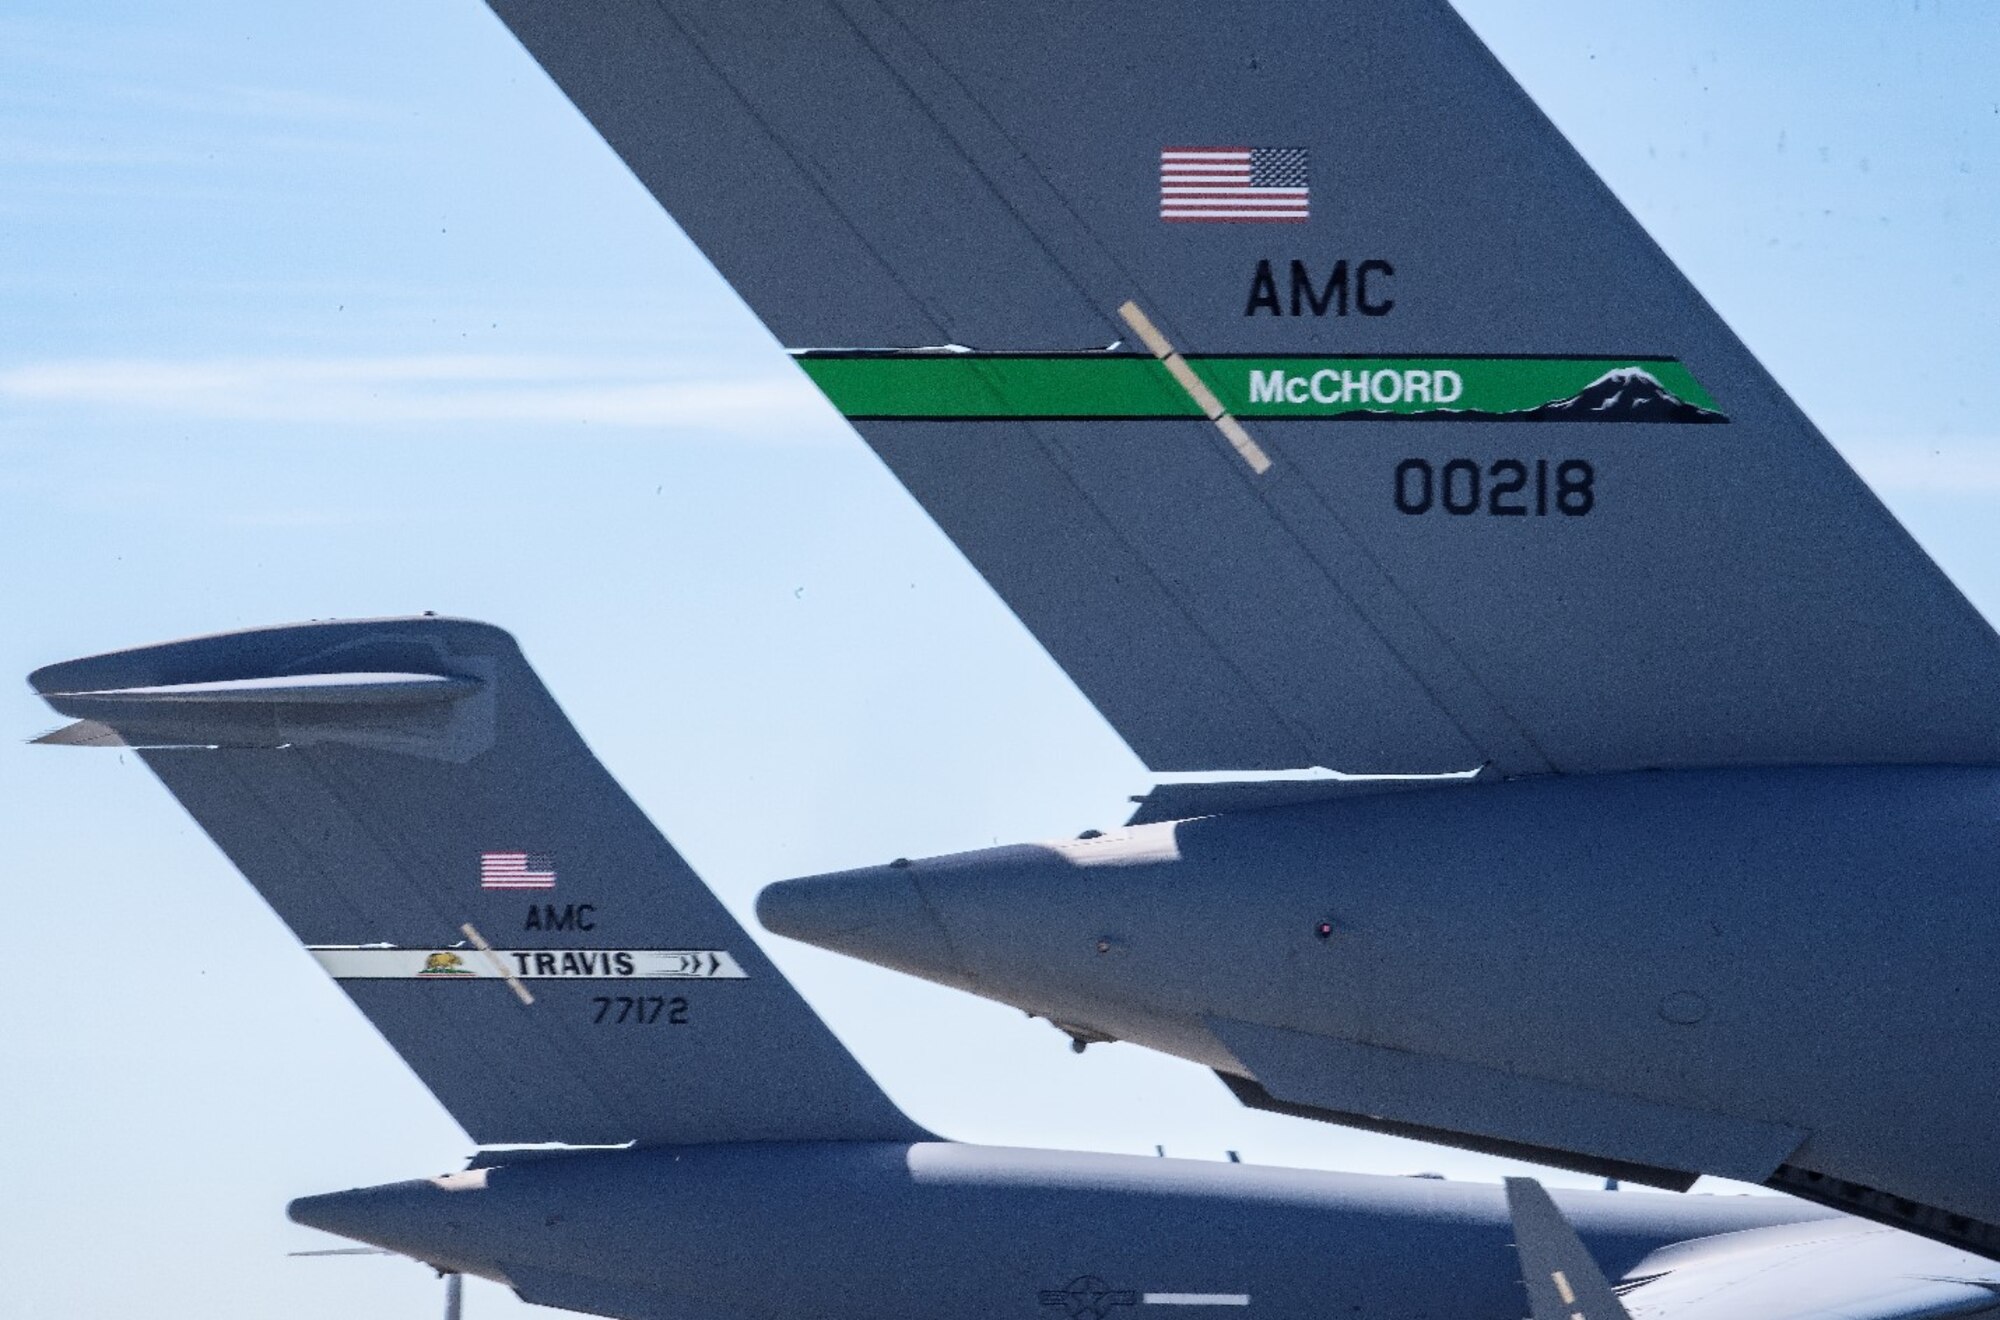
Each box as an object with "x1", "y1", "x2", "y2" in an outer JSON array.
[
  {"x1": 47, "y1": 671, "x2": 481, "y2": 707},
  {"x1": 40, "y1": 670, "x2": 488, "y2": 756},
  {"x1": 33, "y1": 719, "x2": 126, "y2": 748},
  {"x1": 30, "y1": 618, "x2": 925, "y2": 1148}
]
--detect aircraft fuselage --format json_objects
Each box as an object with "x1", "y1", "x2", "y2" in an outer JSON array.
[
  {"x1": 291, "y1": 1142, "x2": 1821, "y2": 1320},
  {"x1": 758, "y1": 767, "x2": 2000, "y2": 1253}
]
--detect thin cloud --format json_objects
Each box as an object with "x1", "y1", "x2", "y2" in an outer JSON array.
[{"x1": 0, "y1": 353, "x2": 846, "y2": 439}]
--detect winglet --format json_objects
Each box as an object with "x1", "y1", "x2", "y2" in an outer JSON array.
[{"x1": 1505, "y1": 1177, "x2": 1635, "y2": 1320}]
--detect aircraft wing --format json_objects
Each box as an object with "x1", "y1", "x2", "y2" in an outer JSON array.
[
  {"x1": 1507, "y1": 1178, "x2": 2000, "y2": 1320},
  {"x1": 477, "y1": 0, "x2": 2000, "y2": 776}
]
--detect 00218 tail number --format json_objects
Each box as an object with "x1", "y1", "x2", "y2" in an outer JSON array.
[{"x1": 1394, "y1": 458, "x2": 1594, "y2": 517}]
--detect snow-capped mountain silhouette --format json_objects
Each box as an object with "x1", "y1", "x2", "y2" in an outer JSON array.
[
  {"x1": 1518, "y1": 367, "x2": 1727, "y2": 422},
  {"x1": 1356, "y1": 365, "x2": 1729, "y2": 423}
]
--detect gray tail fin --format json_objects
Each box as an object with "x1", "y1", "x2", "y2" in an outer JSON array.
[
  {"x1": 31, "y1": 618, "x2": 925, "y2": 1148},
  {"x1": 1504, "y1": 1177, "x2": 1635, "y2": 1320},
  {"x1": 478, "y1": 0, "x2": 2000, "y2": 779}
]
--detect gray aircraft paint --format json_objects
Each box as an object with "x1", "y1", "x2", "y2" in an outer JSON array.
[
  {"x1": 295, "y1": 1153, "x2": 2000, "y2": 1320},
  {"x1": 1602, "y1": 1217, "x2": 2000, "y2": 1320},
  {"x1": 1506, "y1": 1178, "x2": 1635, "y2": 1320},
  {"x1": 290, "y1": 1145, "x2": 1823, "y2": 1320},
  {"x1": 32, "y1": 618, "x2": 1853, "y2": 1320},
  {"x1": 473, "y1": 0, "x2": 2000, "y2": 779},
  {"x1": 1505, "y1": 1178, "x2": 2000, "y2": 1320},
  {"x1": 32, "y1": 618, "x2": 921, "y2": 1149},
  {"x1": 470, "y1": 0, "x2": 2000, "y2": 1253},
  {"x1": 757, "y1": 770, "x2": 2000, "y2": 1254}
]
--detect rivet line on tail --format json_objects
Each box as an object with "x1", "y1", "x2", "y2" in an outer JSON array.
[{"x1": 1117, "y1": 300, "x2": 1272, "y2": 474}]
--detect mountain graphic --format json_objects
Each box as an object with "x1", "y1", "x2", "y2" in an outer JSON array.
[
  {"x1": 1340, "y1": 365, "x2": 1729, "y2": 423},
  {"x1": 1516, "y1": 366, "x2": 1727, "y2": 422}
]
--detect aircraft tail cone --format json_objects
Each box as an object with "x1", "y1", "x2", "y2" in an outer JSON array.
[
  {"x1": 288, "y1": 1177, "x2": 503, "y2": 1282},
  {"x1": 757, "y1": 867, "x2": 971, "y2": 991}
]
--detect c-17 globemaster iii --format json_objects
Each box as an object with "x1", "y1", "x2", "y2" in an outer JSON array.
[
  {"x1": 455, "y1": 0, "x2": 2000, "y2": 1256},
  {"x1": 30, "y1": 616, "x2": 2000, "y2": 1320}
]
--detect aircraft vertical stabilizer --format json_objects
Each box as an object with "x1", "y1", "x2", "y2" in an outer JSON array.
[
  {"x1": 30, "y1": 618, "x2": 925, "y2": 1148},
  {"x1": 475, "y1": 0, "x2": 2000, "y2": 777}
]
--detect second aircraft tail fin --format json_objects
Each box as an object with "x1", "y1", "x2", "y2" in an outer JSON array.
[{"x1": 31, "y1": 617, "x2": 925, "y2": 1149}]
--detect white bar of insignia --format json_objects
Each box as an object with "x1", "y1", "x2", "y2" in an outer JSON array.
[{"x1": 308, "y1": 948, "x2": 748, "y2": 980}]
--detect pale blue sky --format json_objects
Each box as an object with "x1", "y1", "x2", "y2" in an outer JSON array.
[{"x1": 2, "y1": 3, "x2": 1996, "y2": 1317}]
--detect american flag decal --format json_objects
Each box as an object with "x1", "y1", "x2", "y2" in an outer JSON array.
[
  {"x1": 481, "y1": 850, "x2": 556, "y2": 890},
  {"x1": 1160, "y1": 146, "x2": 1309, "y2": 222}
]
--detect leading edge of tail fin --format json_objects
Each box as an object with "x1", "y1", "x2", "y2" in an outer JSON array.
[
  {"x1": 482, "y1": 0, "x2": 2000, "y2": 777},
  {"x1": 30, "y1": 617, "x2": 926, "y2": 1148}
]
